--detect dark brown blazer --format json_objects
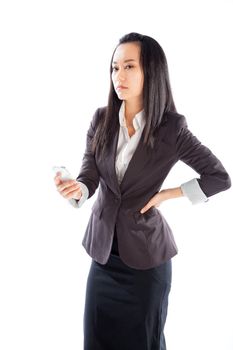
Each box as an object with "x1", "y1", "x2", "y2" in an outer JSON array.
[{"x1": 76, "y1": 107, "x2": 231, "y2": 269}]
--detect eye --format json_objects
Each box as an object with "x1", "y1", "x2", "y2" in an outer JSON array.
[
  {"x1": 112, "y1": 65, "x2": 134, "y2": 71},
  {"x1": 125, "y1": 65, "x2": 133, "y2": 69}
]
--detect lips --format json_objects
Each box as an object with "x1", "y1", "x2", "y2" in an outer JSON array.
[{"x1": 116, "y1": 85, "x2": 128, "y2": 90}]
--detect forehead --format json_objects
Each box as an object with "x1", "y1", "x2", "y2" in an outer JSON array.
[{"x1": 112, "y1": 42, "x2": 141, "y2": 64}]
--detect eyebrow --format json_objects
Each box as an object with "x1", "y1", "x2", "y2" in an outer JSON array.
[{"x1": 112, "y1": 59, "x2": 136, "y2": 64}]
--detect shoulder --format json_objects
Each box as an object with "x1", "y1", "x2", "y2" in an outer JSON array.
[
  {"x1": 161, "y1": 110, "x2": 188, "y2": 133},
  {"x1": 97, "y1": 105, "x2": 107, "y2": 115},
  {"x1": 155, "y1": 111, "x2": 189, "y2": 146},
  {"x1": 90, "y1": 106, "x2": 107, "y2": 129}
]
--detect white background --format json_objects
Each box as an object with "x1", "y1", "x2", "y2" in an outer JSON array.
[{"x1": 0, "y1": 0, "x2": 233, "y2": 349}]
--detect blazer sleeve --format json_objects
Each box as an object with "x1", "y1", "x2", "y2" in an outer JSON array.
[
  {"x1": 68, "y1": 181, "x2": 89, "y2": 208},
  {"x1": 175, "y1": 115, "x2": 231, "y2": 203},
  {"x1": 74, "y1": 108, "x2": 101, "y2": 201}
]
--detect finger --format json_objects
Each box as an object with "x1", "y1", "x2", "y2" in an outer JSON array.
[
  {"x1": 140, "y1": 205, "x2": 149, "y2": 214},
  {"x1": 63, "y1": 186, "x2": 82, "y2": 199},
  {"x1": 55, "y1": 172, "x2": 61, "y2": 179},
  {"x1": 58, "y1": 182, "x2": 81, "y2": 196},
  {"x1": 64, "y1": 188, "x2": 82, "y2": 199},
  {"x1": 54, "y1": 177, "x2": 62, "y2": 185},
  {"x1": 140, "y1": 202, "x2": 154, "y2": 214},
  {"x1": 54, "y1": 172, "x2": 62, "y2": 185},
  {"x1": 57, "y1": 180, "x2": 78, "y2": 191}
]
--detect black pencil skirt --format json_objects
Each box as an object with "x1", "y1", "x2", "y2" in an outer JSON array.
[{"x1": 83, "y1": 227, "x2": 172, "y2": 350}]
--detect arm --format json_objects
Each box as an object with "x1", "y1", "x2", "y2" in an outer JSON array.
[
  {"x1": 68, "y1": 181, "x2": 89, "y2": 208},
  {"x1": 156, "y1": 185, "x2": 206, "y2": 204},
  {"x1": 175, "y1": 115, "x2": 231, "y2": 204},
  {"x1": 74, "y1": 108, "x2": 101, "y2": 201},
  {"x1": 140, "y1": 115, "x2": 231, "y2": 213}
]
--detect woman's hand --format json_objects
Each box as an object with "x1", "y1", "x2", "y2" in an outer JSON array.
[
  {"x1": 54, "y1": 172, "x2": 83, "y2": 201},
  {"x1": 140, "y1": 191, "x2": 165, "y2": 213},
  {"x1": 140, "y1": 187, "x2": 184, "y2": 213}
]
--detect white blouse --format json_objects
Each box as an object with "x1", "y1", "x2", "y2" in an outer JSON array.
[
  {"x1": 69, "y1": 101, "x2": 207, "y2": 208},
  {"x1": 115, "y1": 100, "x2": 146, "y2": 184}
]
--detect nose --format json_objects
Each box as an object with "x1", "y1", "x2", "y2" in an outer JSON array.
[{"x1": 114, "y1": 67, "x2": 126, "y2": 82}]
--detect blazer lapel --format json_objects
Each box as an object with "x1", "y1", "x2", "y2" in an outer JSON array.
[
  {"x1": 119, "y1": 126, "x2": 149, "y2": 193},
  {"x1": 103, "y1": 111, "x2": 169, "y2": 196},
  {"x1": 105, "y1": 123, "x2": 121, "y2": 195},
  {"x1": 106, "y1": 123, "x2": 153, "y2": 196}
]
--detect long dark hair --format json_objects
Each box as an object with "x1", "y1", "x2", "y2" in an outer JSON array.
[{"x1": 92, "y1": 32, "x2": 177, "y2": 158}]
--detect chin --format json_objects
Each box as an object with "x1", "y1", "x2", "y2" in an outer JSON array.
[{"x1": 117, "y1": 92, "x2": 129, "y2": 99}]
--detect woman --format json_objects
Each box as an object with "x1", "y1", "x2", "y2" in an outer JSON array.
[{"x1": 54, "y1": 32, "x2": 231, "y2": 350}]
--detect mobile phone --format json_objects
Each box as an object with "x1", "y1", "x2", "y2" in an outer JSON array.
[
  {"x1": 53, "y1": 166, "x2": 79, "y2": 208},
  {"x1": 52, "y1": 166, "x2": 74, "y2": 181}
]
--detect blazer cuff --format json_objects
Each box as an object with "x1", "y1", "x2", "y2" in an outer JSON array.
[
  {"x1": 181, "y1": 178, "x2": 209, "y2": 205},
  {"x1": 68, "y1": 181, "x2": 89, "y2": 208}
]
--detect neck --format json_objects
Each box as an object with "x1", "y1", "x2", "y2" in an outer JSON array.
[{"x1": 124, "y1": 99, "x2": 143, "y2": 123}]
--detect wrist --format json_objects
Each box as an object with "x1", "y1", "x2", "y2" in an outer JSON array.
[{"x1": 160, "y1": 187, "x2": 184, "y2": 201}]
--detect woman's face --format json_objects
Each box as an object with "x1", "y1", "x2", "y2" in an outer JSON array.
[{"x1": 111, "y1": 42, "x2": 144, "y2": 104}]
